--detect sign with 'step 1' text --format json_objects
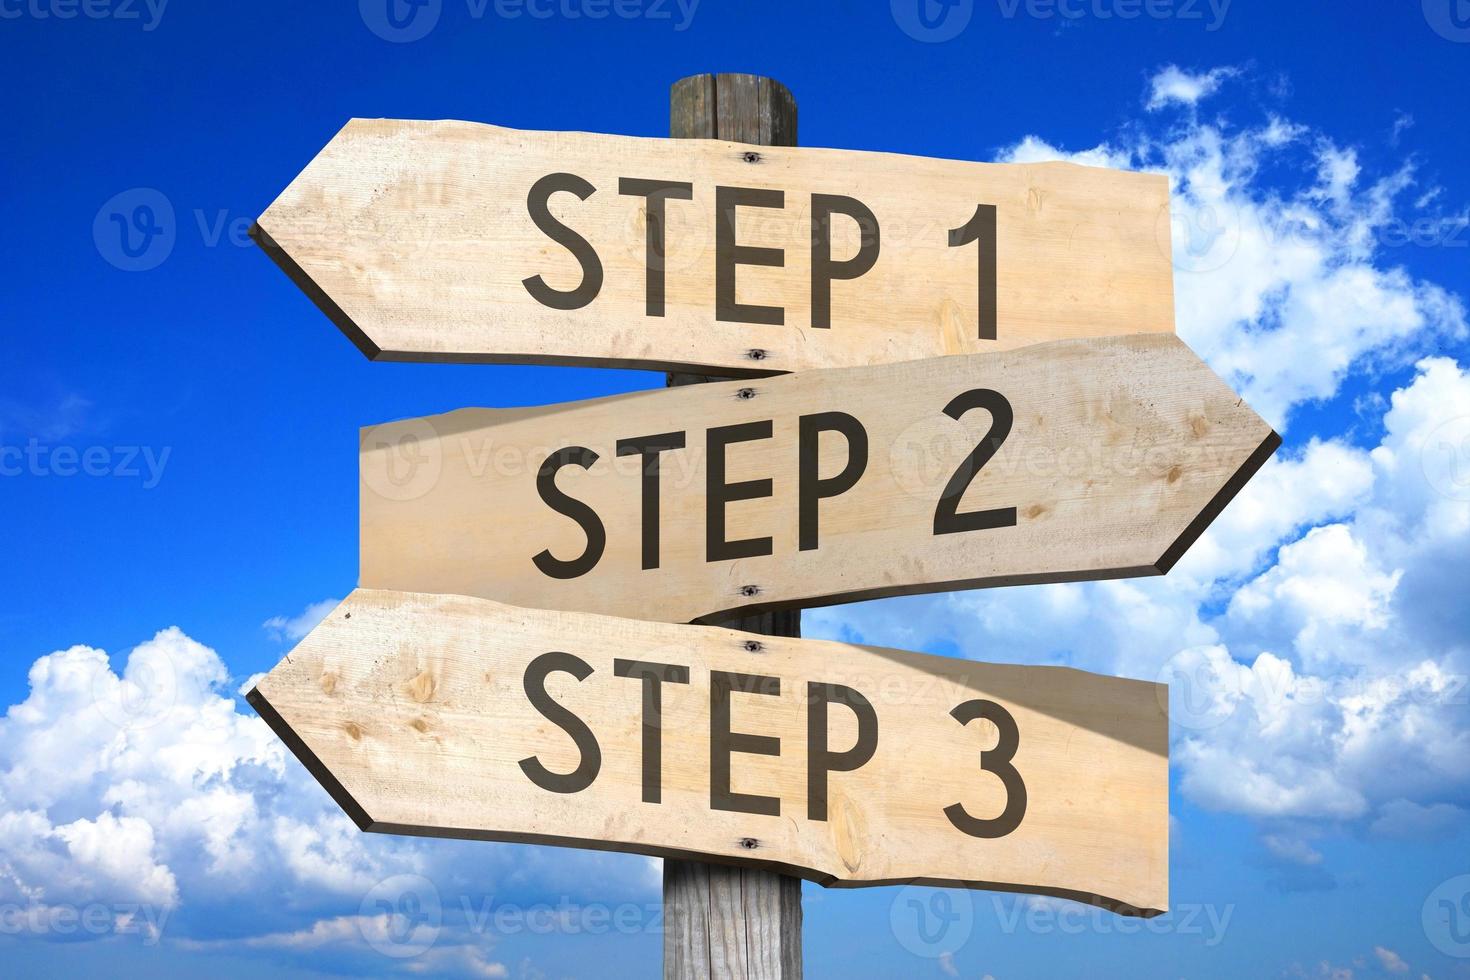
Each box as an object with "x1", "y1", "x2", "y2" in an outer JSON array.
[{"x1": 252, "y1": 118, "x2": 1176, "y2": 376}]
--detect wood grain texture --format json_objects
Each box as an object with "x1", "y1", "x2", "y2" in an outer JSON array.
[
  {"x1": 252, "y1": 116, "x2": 1175, "y2": 376},
  {"x1": 664, "y1": 861, "x2": 801, "y2": 979},
  {"x1": 664, "y1": 71, "x2": 803, "y2": 980},
  {"x1": 359, "y1": 333, "x2": 1280, "y2": 625},
  {"x1": 248, "y1": 588, "x2": 1169, "y2": 915}
]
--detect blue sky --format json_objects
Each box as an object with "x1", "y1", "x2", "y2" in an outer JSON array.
[{"x1": 2, "y1": 1, "x2": 1469, "y2": 977}]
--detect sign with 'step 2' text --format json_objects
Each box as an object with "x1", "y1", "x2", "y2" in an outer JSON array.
[
  {"x1": 248, "y1": 589, "x2": 1169, "y2": 915},
  {"x1": 252, "y1": 118, "x2": 1176, "y2": 376},
  {"x1": 360, "y1": 333, "x2": 1279, "y2": 625}
]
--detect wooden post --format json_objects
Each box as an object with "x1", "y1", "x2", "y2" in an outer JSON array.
[{"x1": 663, "y1": 72, "x2": 803, "y2": 980}]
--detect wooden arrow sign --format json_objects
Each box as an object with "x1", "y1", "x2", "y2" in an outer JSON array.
[
  {"x1": 360, "y1": 333, "x2": 1279, "y2": 625},
  {"x1": 247, "y1": 588, "x2": 1168, "y2": 915},
  {"x1": 252, "y1": 118, "x2": 1175, "y2": 375}
]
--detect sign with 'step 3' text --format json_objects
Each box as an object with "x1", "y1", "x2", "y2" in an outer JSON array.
[
  {"x1": 359, "y1": 333, "x2": 1279, "y2": 625},
  {"x1": 252, "y1": 118, "x2": 1176, "y2": 376},
  {"x1": 248, "y1": 589, "x2": 1169, "y2": 915}
]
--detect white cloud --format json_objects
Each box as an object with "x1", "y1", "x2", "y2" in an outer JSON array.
[
  {"x1": 263, "y1": 598, "x2": 341, "y2": 642},
  {"x1": 999, "y1": 68, "x2": 1467, "y2": 432},
  {"x1": 1373, "y1": 946, "x2": 1409, "y2": 974},
  {"x1": 0, "y1": 624, "x2": 657, "y2": 972},
  {"x1": 1262, "y1": 832, "x2": 1323, "y2": 867},
  {"x1": 1146, "y1": 65, "x2": 1238, "y2": 111},
  {"x1": 1226, "y1": 524, "x2": 1402, "y2": 671}
]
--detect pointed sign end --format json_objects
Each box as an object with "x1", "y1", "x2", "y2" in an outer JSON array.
[
  {"x1": 245, "y1": 683, "x2": 376, "y2": 832},
  {"x1": 1154, "y1": 427, "x2": 1283, "y2": 576},
  {"x1": 248, "y1": 220, "x2": 384, "y2": 362}
]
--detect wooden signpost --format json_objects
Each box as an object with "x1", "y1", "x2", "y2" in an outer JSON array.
[
  {"x1": 250, "y1": 117, "x2": 1175, "y2": 376},
  {"x1": 661, "y1": 74, "x2": 804, "y2": 977},
  {"x1": 360, "y1": 333, "x2": 1279, "y2": 624},
  {"x1": 246, "y1": 589, "x2": 1169, "y2": 915},
  {"x1": 248, "y1": 72, "x2": 1276, "y2": 979}
]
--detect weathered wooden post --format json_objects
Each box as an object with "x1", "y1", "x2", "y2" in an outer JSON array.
[{"x1": 664, "y1": 72, "x2": 803, "y2": 980}]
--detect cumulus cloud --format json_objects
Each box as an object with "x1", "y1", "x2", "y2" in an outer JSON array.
[
  {"x1": 0, "y1": 625, "x2": 656, "y2": 974},
  {"x1": 999, "y1": 69, "x2": 1466, "y2": 431}
]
